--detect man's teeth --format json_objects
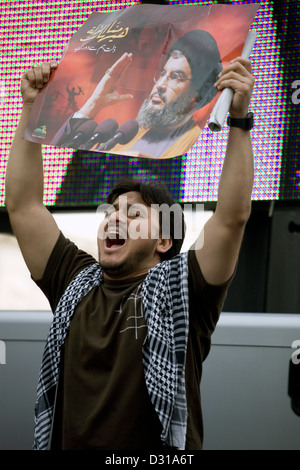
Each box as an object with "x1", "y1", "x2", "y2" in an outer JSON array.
[
  {"x1": 105, "y1": 231, "x2": 126, "y2": 247},
  {"x1": 107, "y1": 231, "x2": 119, "y2": 239},
  {"x1": 107, "y1": 231, "x2": 125, "y2": 239}
]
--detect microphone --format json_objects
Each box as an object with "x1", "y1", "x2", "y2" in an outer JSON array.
[
  {"x1": 62, "y1": 120, "x2": 98, "y2": 147},
  {"x1": 98, "y1": 120, "x2": 139, "y2": 151},
  {"x1": 79, "y1": 119, "x2": 119, "y2": 150}
]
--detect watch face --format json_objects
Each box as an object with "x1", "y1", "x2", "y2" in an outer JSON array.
[{"x1": 244, "y1": 112, "x2": 254, "y2": 130}]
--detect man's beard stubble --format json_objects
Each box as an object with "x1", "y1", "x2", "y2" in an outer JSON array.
[
  {"x1": 98, "y1": 239, "x2": 158, "y2": 279},
  {"x1": 136, "y1": 88, "x2": 194, "y2": 130}
]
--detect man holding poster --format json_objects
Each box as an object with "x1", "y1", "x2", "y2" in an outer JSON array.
[
  {"x1": 5, "y1": 3, "x2": 258, "y2": 451},
  {"x1": 5, "y1": 51, "x2": 255, "y2": 450}
]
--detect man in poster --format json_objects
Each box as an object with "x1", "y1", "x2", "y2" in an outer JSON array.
[{"x1": 52, "y1": 29, "x2": 222, "y2": 159}]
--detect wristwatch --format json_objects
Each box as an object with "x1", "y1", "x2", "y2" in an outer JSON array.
[{"x1": 227, "y1": 112, "x2": 254, "y2": 131}]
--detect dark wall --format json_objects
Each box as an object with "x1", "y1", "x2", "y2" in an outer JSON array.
[
  {"x1": 223, "y1": 202, "x2": 272, "y2": 313},
  {"x1": 223, "y1": 202, "x2": 300, "y2": 314}
]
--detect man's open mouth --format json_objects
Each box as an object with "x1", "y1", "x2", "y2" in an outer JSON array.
[{"x1": 105, "y1": 231, "x2": 126, "y2": 249}]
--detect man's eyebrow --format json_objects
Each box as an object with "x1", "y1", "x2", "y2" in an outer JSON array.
[
  {"x1": 164, "y1": 67, "x2": 188, "y2": 78},
  {"x1": 174, "y1": 69, "x2": 188, "y2": 77},
  {"x1": 111, "y1": 202, "x2": 147, "y2": 210}
]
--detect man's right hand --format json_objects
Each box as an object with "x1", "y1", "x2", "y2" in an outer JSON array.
[
  {"x1": 79, "y1": 52, "x2": 134, "y2": 119},
  {"x1": 5, "y1": 60, "x2": 61, "y2": 281},
  {"x1": 21, "y1": 61, "x2": 58, "y2": 105}
]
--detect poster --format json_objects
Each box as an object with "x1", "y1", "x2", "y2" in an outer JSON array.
[{"x1": 24, "y1": 3, "x2": 259, "y2": 159}]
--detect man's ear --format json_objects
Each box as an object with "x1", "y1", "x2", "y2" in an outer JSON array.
[
  {"x1": 156, "y1": 236, "x2": 173, "y2": 255},
  {"x1": 190, "y1": 94, "x2": 199, "y2": 111}
]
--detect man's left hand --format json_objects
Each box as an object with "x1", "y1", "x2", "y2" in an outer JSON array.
[{"x1": 214, "y1": 57, "x2": 255, "y2": 118}]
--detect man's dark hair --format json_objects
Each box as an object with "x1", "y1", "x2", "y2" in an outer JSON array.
[
  {"x1": 167, "y1": 29, "x2": 223, "y2": 110},
  {"x1": 106, "y1": 178, "x2": 186, "y2": 261}
]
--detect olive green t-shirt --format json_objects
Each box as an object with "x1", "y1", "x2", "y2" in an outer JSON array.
[{"x1": 35, "y1": 232, "x2": 231, "y2": 450}]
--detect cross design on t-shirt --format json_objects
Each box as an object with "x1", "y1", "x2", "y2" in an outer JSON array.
[{"x1": 116, "y1": 285, "x2": 147, "y2": 339}]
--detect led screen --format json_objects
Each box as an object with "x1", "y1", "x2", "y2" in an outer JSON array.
[{"x1": 0, "y1": 0, "x2": 298, "y2": 207}]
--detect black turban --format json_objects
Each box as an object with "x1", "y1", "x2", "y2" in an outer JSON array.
[{"x1": 167, "y1": 30, "x2": 223, "y2": 110}]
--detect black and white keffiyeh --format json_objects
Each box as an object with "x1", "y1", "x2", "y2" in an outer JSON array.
[
  {"x1": 33, "y1": 263, "x2": 102, "y2": 450},
  {"x1": 142, "y1": 252, "x2": 189, "y2": 448},
  {"x1": 33, "y1": 252, "x2": 189, "y2": 450}
]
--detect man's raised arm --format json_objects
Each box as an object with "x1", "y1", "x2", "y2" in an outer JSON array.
[
  {"x1": 195, "y1": 57, "x2": 255, "y2": 286},
  {"x1": 5, "y1": 62, "x2": 60, "y2": 280}
]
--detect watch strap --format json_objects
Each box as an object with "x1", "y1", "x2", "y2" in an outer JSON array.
[{"x1": 227, "y1": 112, "x2": 254, "y2": 130}]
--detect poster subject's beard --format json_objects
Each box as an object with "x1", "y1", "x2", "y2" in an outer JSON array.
[{"x1": 136, "y1": 89, "x2": 194, "y2": 129}]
